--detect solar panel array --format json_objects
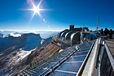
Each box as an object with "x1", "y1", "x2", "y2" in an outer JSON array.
[
  {"x1": 49, "y1": 42, "x2": 93, "y2": 76},
  {"x1": 20, "y1": 42, "x2": 93, "y2": 76}
]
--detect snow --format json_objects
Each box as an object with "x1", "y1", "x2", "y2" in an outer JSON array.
[
  {"x1": 9, "y1": 48, "x2": 36, "y2": 65},
  {"x1": 41, "y1": 39, "x2": 44, "y2": 44},
  {"x1": 10, "y1": 33, "x2": 21, "y2": 37}
]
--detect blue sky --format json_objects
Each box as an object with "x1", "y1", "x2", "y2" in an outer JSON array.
[{"x1": 0, "y1": 0, "x2": 114, "y2": 31}]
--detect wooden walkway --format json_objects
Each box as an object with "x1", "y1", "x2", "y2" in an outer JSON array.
[{"x1": 106, "y1": 39, "x2": 114, "y2": 57}]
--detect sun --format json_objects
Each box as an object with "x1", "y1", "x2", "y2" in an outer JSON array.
[
  {"x1": 29, "y1": 3, "x2": 45, "y2": 17},
  {"x1": 23, "y1": 0, "x2": 49, "y2": 22},
  {"x1": 25, "y1": 0, "x2": 46, "y2": 19},
  {"x1": 32, "y1": 5, "x2": 40, "y2": 15}
]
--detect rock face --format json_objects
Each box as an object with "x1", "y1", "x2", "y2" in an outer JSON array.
[
  {"x1": 21, "y1": 33, "x2": 42, "y2": 51},
  {"x1": 0, "y1": 35, "x2": 25, "y2": 55},
  {"x1": 26, "y1": 42, "x2": 60, "y2": 66},
  {"x1": 0, "y1": 33, "x2": 43, "y2": 55},
  {"x1": 0, "y1": 33, "x2": 3, "y2": 38}
]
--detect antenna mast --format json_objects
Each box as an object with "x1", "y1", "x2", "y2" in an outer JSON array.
[{"x1": 96, "y1": 17, "x2": 99, "y2": 31}]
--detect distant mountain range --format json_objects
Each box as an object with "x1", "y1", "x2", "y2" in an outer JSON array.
[{"x1": 0, "y1": 31, "x2": 58, "y2": 56}]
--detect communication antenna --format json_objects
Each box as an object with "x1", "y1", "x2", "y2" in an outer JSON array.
[{"x1": 96, "y1": 17, "x2": 100, "y2": 31}]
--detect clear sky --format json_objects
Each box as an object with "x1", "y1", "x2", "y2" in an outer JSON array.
[{"x1": 0, "y1": 0, "x2": 114, "y2": 31}]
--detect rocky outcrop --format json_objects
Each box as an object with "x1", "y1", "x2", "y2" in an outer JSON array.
[{"x1": 26, "y1": 42, "x2": 60, "y2": 67}]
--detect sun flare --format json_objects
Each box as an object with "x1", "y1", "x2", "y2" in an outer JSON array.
[
  {"x1": 25, "y1": 0, "x2": 47, "y2": 19},
  {"x1": 29, "y1": 3, "x2": 45, "y2": 17}
]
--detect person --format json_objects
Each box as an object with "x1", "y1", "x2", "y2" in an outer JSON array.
[
  {"x1": 100, "y1": 29, "x2": 104, "y2": 35},
  {"x1": 104, "y1": 28, "x2": 110, "y2": 36},
  {"x1": 109, "y1": 29, "x2": 113, "y2": 39}
]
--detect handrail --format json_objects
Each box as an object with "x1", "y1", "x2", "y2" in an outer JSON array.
[
  {"x1": 77, "y1": 38, "x2": 114, "y2": 76},
  {"x1": 76, "y1": 41, "x2": 95, "y2": 76},
  {"x1": 88, "y1": 38, "x2": 100, "y2": 76},
  {"x1": 104, "y1": 41, "x2": 114, "y2": 71},
  {"x1": 80, "y1": 38, "x2": 101, "y2": 76}
]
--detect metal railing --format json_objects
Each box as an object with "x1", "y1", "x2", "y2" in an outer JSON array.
[
  {"x1": 76, "y1": 40, "x2": 95, "y2": 76},
  {"x1": 77, "y1": 38, "x2": 114, "y2": 76},
  {"x1": 100, "y1": 41, "x2": 114, "y2": 76}
]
